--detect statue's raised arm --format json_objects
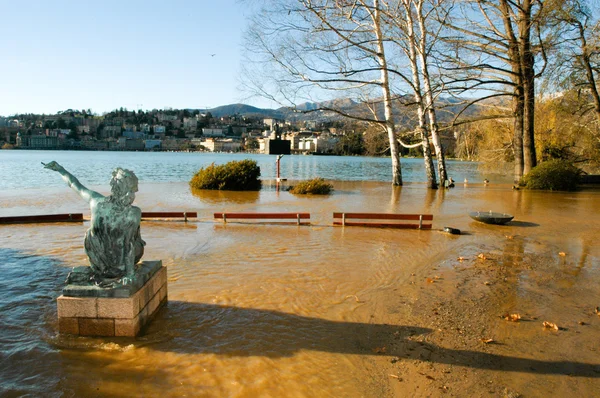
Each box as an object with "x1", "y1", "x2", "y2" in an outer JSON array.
[{"x1": 43, "y1": 161, "x2": 103, "y2": 203}]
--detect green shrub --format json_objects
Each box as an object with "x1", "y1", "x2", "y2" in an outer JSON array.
[
  {"x1": 521, "y1": 159, "x2": 581, "y2": 191},
  {"x1": 189, "y1": 159, "x2": 261, "y2": 191},
  {"x1": 289, "y1": 178, "x2": 333, "y2": 195}
]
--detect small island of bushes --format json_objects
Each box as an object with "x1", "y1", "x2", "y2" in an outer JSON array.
[{"x1": 189, "y1": 159, "x2": 262, "y2": 191}]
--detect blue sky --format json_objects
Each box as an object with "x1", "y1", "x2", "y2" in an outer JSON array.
[{"x1": 0, "y1": 0, "x2": 276, "y2": 116}]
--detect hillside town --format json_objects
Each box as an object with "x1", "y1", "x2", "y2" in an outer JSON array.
[
  {"x1": 0, "y1": 106, "x2": 458, "y2": 156},
  {"x1": 0, "y1": 107, "x2": 357, "y2": 155}
]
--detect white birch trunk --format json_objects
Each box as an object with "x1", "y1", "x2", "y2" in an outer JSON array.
[
  {"x1": 414, "y1": 0, "x2": 448, "y2": 186},
  {"x1": 402, "y1": 0, "x2": 437, "y2": 189},
  {"x1": 373, "y1": 0, "x2": 403, "y2": 186}
]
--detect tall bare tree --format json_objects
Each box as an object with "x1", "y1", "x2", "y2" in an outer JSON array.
[
  {"x1": 442, "y1": 0, "x2": 547, "y2": 182},
  {"x1": 242, "y1": 0, "x2": 405, "y2": 185},
  {"x1": 388, "y1": 0, "x2": 451, "y2": 187}
]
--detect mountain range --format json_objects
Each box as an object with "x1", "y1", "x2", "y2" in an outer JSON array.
[{"x1": 204, "y1": 97, "x2": 477, "y2": 126}]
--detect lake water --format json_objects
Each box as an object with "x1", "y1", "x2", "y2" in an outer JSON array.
[
  {"x1": 0, "y1": 150, "x2": 510, "y2": 190},
  {"x1": 1, "y1": 150, "x2": 598, "y2": 397}
]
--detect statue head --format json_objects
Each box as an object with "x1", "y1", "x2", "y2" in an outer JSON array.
[{"x1": 109, "y1": 168, "x2": 139, "y2": 206}]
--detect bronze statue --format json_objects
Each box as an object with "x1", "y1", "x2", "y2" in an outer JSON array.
[{"x1": 44, "y1": 161, "x2": 145, "y2": 285}]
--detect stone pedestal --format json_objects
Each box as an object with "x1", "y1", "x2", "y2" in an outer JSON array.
[{"x1": 57, "y1": 261, "x2": 167, "y2": 337}]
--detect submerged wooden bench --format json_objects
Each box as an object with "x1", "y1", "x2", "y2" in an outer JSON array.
[
  {"x1": 0, "y1": 213, "x2": 84, "y2": 224},
  {"x1": 333, "y1": 212, "x2": 433, "y2": 229},
  {"x1": 141, "y1": 211, "x2": 197, "y2": 222},
  {"x1": 214, "y1": 212, "x2": 310, "y2": 225}
]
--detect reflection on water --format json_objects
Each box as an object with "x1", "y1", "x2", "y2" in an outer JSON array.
[
  {"x1": 1, "y1": 182, "x2": 600, "y2": 396},
  {"x1": 191, "y1": 187, "x2": 261, "y2": 205}
]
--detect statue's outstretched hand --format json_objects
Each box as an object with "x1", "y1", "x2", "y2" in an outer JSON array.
[{"x1": 42, "y1": 161, "x2": 64, "y2": 172}]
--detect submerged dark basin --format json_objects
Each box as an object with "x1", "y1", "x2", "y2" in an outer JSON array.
[{"x1": 469, "y1": 211, "x2": 514, "y2": 225}]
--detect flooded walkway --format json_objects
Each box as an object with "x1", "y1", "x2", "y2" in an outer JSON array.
[{"x1": 1, "y1": 181, "x2": 600, "y2": 397}]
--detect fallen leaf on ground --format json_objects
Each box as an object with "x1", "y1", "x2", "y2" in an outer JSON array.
[
  {"x1": 505, "y1": 235, "x2": 514, "y2": 239},
  {"x1": 594, "y1": 307, "x2": 599, "y2": 315},
  {"x1": 418, "y1": 372, "x2": 436, "y2": 380},
  {"x1": 559, "y1": 252, "x2": 566, "y2": 256},
  {"x1": 477, "y1": 253, "x2": 487, "y2": 260},
  {"x1": 502, "y1": 313, "x2": 522, "y2": 322},
  {"x1": 372, "y1": 346, "x2": 387, "y2": 354},
  {"x1": 542, "y1": 321, "x2": 559, "y2": 331},
  {"x1": 344, "y1": 294, "x2": 361, "y2": 302},
  {"x1": 426, "y1": 278, "x2": 435, "y2": 283},
  {"x1": 480, "y1": 338, "x2": 495, "y2": 344},
  {"x1": 484, "y1": 281, "x2": 492, "y2": 286},
  {"x1": 457, "y1": 257, "x2": 465, "y2": 262},
  {"x1": 579, "y1": 321, "x2": 586, "y2": 326}
]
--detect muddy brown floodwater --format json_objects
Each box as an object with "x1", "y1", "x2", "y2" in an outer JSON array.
[{"x1": 1, "y1": 181, "x2": 600, "y2": 397}]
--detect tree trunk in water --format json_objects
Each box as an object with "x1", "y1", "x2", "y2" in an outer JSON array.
[
  {"x1": 414, "y1": 0, "x2": 447, "y2": 186},
  {"x1": 497, "y1": 0, "x2": 525, "y2": 183},
  {"x1": 522, "y1": 79, "x2": 536, "y2": 175},
  {"x1": 402, "y1": 0, "x2": 436, "y2": 188},
  {"x1": 421, "y1": 129, "x2": 437, "y2": 189},
  {"x1": 373, "y1": 0, "x2": 402, "y2": 186},
  {"x1": 520, "y1": 0, "x2": 536, "y2": 175},
  {"x1": 513, "y1": 94, "x2": 525, "y2": 184}
]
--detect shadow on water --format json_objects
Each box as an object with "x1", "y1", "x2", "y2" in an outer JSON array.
[
  {"x1": 143, "y1": 301, "x2": 600, "y2": 377},
  {"x1": 0, "y1": 248, "x2": 69, "y2": 396},
  {"x1": 470, "y1": 220, "x2": 540, "y2": 229},
  {"x1": 508, "y1": 221, "x2": 540, "y2": 227}
]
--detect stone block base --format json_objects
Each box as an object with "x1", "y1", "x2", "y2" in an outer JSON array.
[{"x1": 57, "y1": 264, "x2": 168, "y2": 337}]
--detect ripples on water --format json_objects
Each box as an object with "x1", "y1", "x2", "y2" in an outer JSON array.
[{"x1": 0, "y1": 249, "x2": 66, "y2": 397}]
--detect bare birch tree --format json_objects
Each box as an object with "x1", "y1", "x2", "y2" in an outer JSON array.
[
  {"x1": 243, "y1": 0, "x2": 456, "y2": 188},
  {"x1": 386, "y1": 0, "x2": 452, "y2": 187},
  {"x1": 242, "y1": 0, "x2": 404, "y2": 185}
]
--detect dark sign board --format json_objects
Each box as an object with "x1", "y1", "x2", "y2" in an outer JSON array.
[{"x1": 265, "y1": 139, "x2": 291, "y2": 155}]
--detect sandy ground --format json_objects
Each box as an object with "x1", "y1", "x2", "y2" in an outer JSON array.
[{"x1": 363, "y1": 201, "x2": 600, "y2": 397}]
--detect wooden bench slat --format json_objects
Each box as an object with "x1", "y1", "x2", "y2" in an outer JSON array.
[
  {"x1": 333, "y1": 212, "x2": 433, "y2": 229},
  {"x1": 333, "y1": 221, "x2": 432, "y2": 229},
  {"x1": 142, "y1": 212, "x2": 197, "y2": 218},
  {"x1": 332, "y1": 212, "x2": 433, "y2": 221},
  {"x1": 0, "y1": 213, "x2": 84, "y2": 224},
  {"x1": 214, "y1": 212, "x2": 310, "y2": 220}
]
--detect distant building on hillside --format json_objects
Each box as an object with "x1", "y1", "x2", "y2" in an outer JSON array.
[
  {"x1": 153, "y1": 125, "x2": 166, "y2": 134},
  {"x1": 202, "y1": 138, "x2": 241, "y2": 152},
  {"x1": 101, "y1": 126, "x2": 122, "y2": 139},
  {"x1": 263, "y1": 118, "x2": 285, "y2": 133},
  {"x1": 145, "y1": 139, "x2": 161, "y2": 150},
  {"x1": 29, "y1": 135, "x2": 60, "y2": 149},
  {"x1": 202, "y1": 127, "x2": 226, "y2": 137},
  {"x1": 123, "y1": 130, "x2": 146, "y2": 139}
]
